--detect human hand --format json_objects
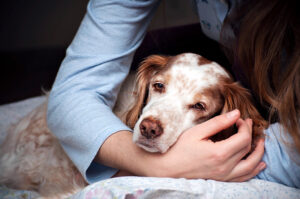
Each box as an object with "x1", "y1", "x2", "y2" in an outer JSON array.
[
  {"x1": 152, "y1": 109, "x2": 266, "y2": 182},
  {"x1": 112, "y1": 170, "x2": 134, "y2": 177}
]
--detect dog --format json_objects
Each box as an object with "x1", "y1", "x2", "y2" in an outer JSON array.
[
  {"x1": 122, "y1": 53, "x2": 267, "y2": 152},
  {"x1": 0, "y1": 53, "x2": 268, "y2": 198}
]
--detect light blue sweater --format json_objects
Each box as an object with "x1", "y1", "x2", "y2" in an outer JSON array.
[{"x1": 47, "y1": 0, "x2": 300, "y2": 188}]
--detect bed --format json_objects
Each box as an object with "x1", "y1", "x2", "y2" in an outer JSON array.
[{"x1": 0, "y1": 96, "x2": 299, "y2": 199}]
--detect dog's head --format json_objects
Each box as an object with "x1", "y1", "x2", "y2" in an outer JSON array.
[{"x1": 126, "y1": 53, "x2": 267, "y2": 153}]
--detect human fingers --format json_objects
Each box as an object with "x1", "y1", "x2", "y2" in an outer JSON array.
[
  {"x1": 225, "y1": 138, "x2": 265, "y2": 181},
  {"x1": 208, "y1": 118, "x2": 252, "y2": 170},
  {"x1": 217, "y1": 118, "x2": 253, "y2": 158},
  {"x1": 113, "y1": 170, "x2": 134, "y2": 177},
  {"x1": 194, "y1": 109, "x2": 241, "y2": 139},
  {"x1": 228, "y1": 162, "x2": 266, "y2": 182}
]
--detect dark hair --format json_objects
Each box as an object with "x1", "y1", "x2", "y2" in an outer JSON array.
[{"x1": 221, "y1": 0, "x2": 300, "y2": 153}]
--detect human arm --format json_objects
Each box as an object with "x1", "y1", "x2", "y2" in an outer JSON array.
[
  {"x1": 255, "y1": 123, "x2": 300, "y2": 188},
  {"x1": 48, "y1": 0, "x2": 265, "y2": 183},
  {"x1": 97, "y1": 109, "x2": 266, "y2": 181},
  {"x1": 47, "y1": 0, "x2": 161, "y2": 184}
]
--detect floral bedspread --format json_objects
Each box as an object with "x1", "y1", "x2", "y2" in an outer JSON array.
[
  {"x1": 1, "y1": 177, "x2": 299, "y2": 199},
  {"x1": 71, "y1": 177, "x2": 300, "y2": 199}
]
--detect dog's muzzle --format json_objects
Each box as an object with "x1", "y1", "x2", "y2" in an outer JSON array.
[{"x1": 139, "y1": 117, "x2": 163, "y2": 139}]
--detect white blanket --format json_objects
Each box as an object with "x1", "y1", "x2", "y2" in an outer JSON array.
[
  {"x1": 72, "y1": 177, "x2": 300, "y2": 199},
  {"x1": 0, "y1": 97, "x2": 299, "y2": 199}
]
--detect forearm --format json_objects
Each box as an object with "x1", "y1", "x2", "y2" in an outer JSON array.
[
  {"x1": 95, "y1": 130, "x2": 163, "y2": 177},
  {"x1": 96, "y1": 112, "x2": 266, "y2": 182},
  {"x1": 47, "y1": 0, "x2": 160, "y2": 183}
]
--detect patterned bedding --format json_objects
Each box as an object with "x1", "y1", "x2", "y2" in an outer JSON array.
[
  {"x1": 1, "y1": 177, "x2": 299, "y2": 199},
  {"x1": 0, "y1": 97, "x2": 299, "y2": 199},
  {"x1": 71, "y1": 177, "x2": 300, "y2": 199}
]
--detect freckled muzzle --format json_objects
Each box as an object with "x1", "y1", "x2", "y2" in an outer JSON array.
[
  {"x1": 132, "y1": 99, "x2": 186, "y2": 153},
  {"x1": 133, "y1": 116, "x2": 166, "y2": 153}
]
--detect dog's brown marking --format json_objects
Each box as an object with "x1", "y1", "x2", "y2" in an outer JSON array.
[
  {"x1": 192, "y1": 86, "x2": 224, "y2": 123},
  {"x1": 198, "y1": 56, "x2": 212, "y2": 65}
]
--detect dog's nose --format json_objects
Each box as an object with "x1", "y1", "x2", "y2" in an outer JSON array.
[{"x1": 139, "y1": 118, "x2": 163, "y2": 139}]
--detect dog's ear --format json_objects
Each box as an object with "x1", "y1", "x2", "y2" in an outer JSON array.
[
  {"x1": 126, "y1": 55, "x2": 170, "y2": 128},
  {"x1": 221, "y1": 80, "x2": 268, "y2": 140}
]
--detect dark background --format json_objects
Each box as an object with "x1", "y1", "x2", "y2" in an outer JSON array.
[
  {"x1": 0, "y1": 0, "x2": 89, "y2": 104},
  {"x1": 0, "y1": 0, "x2": 229, "y2": 105}
]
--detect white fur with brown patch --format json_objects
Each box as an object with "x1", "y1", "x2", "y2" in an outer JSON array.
[{"x1": 132, "y1": 53, "x2": 230, "y2": 152}]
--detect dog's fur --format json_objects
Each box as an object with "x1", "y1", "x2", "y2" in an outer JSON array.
[{"x1": 0, "y1": 53, "x2": 268, "y2": 198}]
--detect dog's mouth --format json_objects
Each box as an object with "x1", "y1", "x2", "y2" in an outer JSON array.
[{"x1": 135, "y1": 139, "x2": 164, "y2": 153}]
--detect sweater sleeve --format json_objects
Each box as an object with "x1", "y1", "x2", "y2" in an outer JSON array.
[
  {"x1": 47, "y1": 0, "x2": 160, "y2": 184},
  {"x1": 255, "y1": 123, "x2": 300, "y2": 188}
]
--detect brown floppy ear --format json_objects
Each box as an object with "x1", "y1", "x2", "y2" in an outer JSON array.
[
  {"x1": 125, "y1": 55, "x2": 170, "y2": 129},
  {"x1": 221, "y1": 80, "x2": 268, "y2": 141}
]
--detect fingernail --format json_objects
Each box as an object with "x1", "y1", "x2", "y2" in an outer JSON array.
[
  {"x1": 245, "y1": 119, "x2": 253, "y2": 128},
  {"x1": 259, "y1": 162, "x2": 266, "y2": 170},
  {"x1": 260, "y1": 138, "x2": 265, "y2": 144},
  {"x1": 226, "y1": 109, "x2": 239, "y2": 118}
]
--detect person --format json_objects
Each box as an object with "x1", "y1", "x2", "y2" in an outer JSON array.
[{"x1": 47, "y1": 0, "x2": 300, "y2": 188}]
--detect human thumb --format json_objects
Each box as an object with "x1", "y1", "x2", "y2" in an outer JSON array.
[{"x1": 192, "y1": 109, "x2": 240, "y2": 139}]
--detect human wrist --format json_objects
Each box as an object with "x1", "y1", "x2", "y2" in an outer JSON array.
[
  {"x1": 135, "y1": 151, "x2": 168, "y2": 177},
  {"x1": 95, "y1": 129, "x2": 180, "y2": 178},
  {"x1": 137, "y1": 151, "x2": 180, "y2": 178},
  {"x1": 95, "y1": 130, "x2": 162, "y2": 177}
]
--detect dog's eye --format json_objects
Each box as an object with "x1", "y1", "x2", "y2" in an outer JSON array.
[
  {"x1": 191, "y1": 102, "x2": 206, "y2": 111},
  {"x1": 153, "y1": 82, "x2": 165, "y2": 93}
]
